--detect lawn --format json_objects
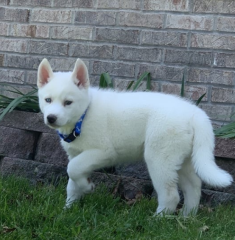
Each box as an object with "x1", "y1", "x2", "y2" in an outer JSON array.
[{"x1": 0, "y1": 176, "x2": 235, "y2": 240}]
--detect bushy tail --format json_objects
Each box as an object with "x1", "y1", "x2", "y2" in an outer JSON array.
[{"x1": 191, "y1": 110, "x2": 233, "y2": 188}]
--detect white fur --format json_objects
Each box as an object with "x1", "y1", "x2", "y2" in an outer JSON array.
[{"x1": 37, "y1": 58, "x2": 233, "y2": 216}]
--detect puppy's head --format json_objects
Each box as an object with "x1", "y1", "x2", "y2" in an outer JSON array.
[{"x1": 37, "y1": 58, "x2": 90, "y2": 130}]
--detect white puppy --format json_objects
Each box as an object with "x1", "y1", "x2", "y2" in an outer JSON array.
[{"x1": 37, "y1": 58, "x2": 233, "y2": 216}]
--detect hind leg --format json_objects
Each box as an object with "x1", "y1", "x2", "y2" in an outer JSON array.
[
  {"x1": 145, "y1": 149, "x2": 181, "y2": 215},
  {"x1": 178, "y1": 158, "x2": 202, "y2": 216}
]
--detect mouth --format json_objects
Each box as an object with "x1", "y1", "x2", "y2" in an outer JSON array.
[{"x1": 46, "y1": 122, "x2": 60, "y2": 129}]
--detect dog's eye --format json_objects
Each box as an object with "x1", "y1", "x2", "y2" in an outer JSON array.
[
  {"x1": 45, "y1": 98, "x2": 51, "y2": 103},
  {"x1": 64, "y1": 100, "x2": 72, "y2": 106}
]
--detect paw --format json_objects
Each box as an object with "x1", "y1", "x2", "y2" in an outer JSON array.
[
  {"x1": 64, "y1": 199, "x2": 74, "y2": 209},
  {"x1": 86, "y1": 180, "x2": 95, "y2": 193},
  {"x1": 63, "y1": 204, "x2": 71, "y2": 210}
]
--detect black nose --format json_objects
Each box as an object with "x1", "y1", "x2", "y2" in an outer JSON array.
[{"x1": 47, "y1": 115, "x2": 57, "y2": 124}]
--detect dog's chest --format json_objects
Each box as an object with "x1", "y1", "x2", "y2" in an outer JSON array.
[{"x1": 61, "y1": 140, "x2": 84, "y2": 160}]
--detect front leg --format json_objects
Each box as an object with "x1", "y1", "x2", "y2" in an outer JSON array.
[{"x1": 65, "y1": 149, "x2": 115, "y2": 208}]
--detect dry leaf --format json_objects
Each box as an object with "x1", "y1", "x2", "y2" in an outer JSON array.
[
  {"x1": 199, "y1": 225, "x2": 209, "y2": 232},
  {"x1": 3, "y1": 226, "x2": 16, "y2": 234},
  {"x1": 135, "y1": 191, "x2": 143, "y2": 200},
  {"x1": 126, "y1": 199, "x2": 136, "y2": 205},
  {"x1": 112, "y1": 178, "x2": 122, "y2": 197}
]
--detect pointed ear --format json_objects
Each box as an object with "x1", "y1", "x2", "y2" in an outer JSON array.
[
  {"x1": 71, "y1": 58, "x2": 89, "y2": 89},
  {"x1": 37, "y1": 58, "x2": 53, "y2": 88}
]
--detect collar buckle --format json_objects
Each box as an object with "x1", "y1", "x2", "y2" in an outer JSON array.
[{"x1": 73, "y1": 130, "x2": 80, "y2": 138}]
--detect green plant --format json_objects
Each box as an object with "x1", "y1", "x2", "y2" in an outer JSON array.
[
  {"x1": 180, "y1": 74, "x2": 206, "y2": 106},
  {"x1": 0, "y1": 85, "x2": 40, "y2": 121},
  {"x1": 214, "y1": 122, "x2": 235, "y2": 138},
  {"x1": 99, "y1": 72, "x2": 114, "y2": 89},
  {"x1": 99, "y1": 72, "x2": 151, "y2": 91}
]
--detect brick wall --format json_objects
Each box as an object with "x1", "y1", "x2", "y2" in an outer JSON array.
[{"x1": 1, "y1": 0, "x2": 235, "y2": 125}]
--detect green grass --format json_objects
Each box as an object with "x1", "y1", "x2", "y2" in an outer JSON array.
[{"x1": 1, "y1": 177, "x2": 235, "y2": 240}]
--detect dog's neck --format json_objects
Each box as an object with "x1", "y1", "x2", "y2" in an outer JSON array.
[
  {"x1": 57, "y1": 89, "x2": 93, "y2": 140},
  {"x1": 57, "y1": 124, "x2": 75, "y2": 135},
  {"x1": 57, "y1": 108, "x2": 88, "y2": 143}
]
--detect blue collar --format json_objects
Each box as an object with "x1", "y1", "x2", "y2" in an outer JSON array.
[{"x1": 57, "y1": 108, "x2": 88, "y2": 143}]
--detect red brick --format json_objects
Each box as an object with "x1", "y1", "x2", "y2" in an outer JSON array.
[
  {"x1": 69, "y1": 44, "x2": 113, "y2": 59},
  {"x1": 89, "y1": 45, "x2": 113, "y2": 59},
  {"x1": 10, "y1": 0, "x2": 52, "y2": 6},
  {"x1": 217, "y1": 16, "x2": 235, "y2": 32},
  {"x1": 72, "y1": 0, "x2": 95, "y2": 8},
  {"x1": 161, "y1": 83, "x2": 183, "y2": 96},
  {"x1": 8, "y1": 56, "x2": 79, "y2": 73},
  {"x1": 138, "y1": 64, "x2": 185, "y2": 81},
  {"x1": 193, "y1": 0, "x2": 235, "y2": 14},
  {"x1": 211, "y1": 87, "x2": 235, "y2": 103},
  {"x1": 49, "y1": 58, "x2": 86, "y2": 72},
  {"x1": 68, "y1": 43, "x2": 89, "y2": 58},
  {"x1": 10, "y1": 24, "x2": 49, "y2": 38},
  {"x1": 144, "y1": 0, "x2": 189, "y2": 11},
  {"x1": 89, "y1": 75, "x2": 101, "y2": 87},
  {"x1": 166, "y1": 14, "x2": 213, "y2": 31},
  {"x1": 191, "y1": 33, "x2": 235, "y2": 50},
  {"x1": 75, "y1": 11, "x2": 116, "y2": 26},
  {"x1": 141, "y1": 31, "x2": 187, "y2": 47},
  {"x1": 116, "y1": 46, "x2": 162, "y2": 62},
  {"x1": 165, "y1": 49, "x2": 213, "y2": 67},
  {"x1": 214, "y1": 53, "x2": 235, "y2": 68},
  {"x1": 92, "y1": 61, "x2": 135, "y2": 77},
  {"x1": 97, "y1": 0, "x2": 141, "y2": 9},
  {"x1": 0, "y1": 7, "x2": 29, "y2": 22},
  {"x1": 0, "y1": 22, "x2": 9, "y2": 36},
  {"x1": 25, "y1": 71, "x2": 37, "y2": 84},
  {"x1": 53, "y1": 0, "x2": 72, "y2": 7},
  {"x1": 54, "y1": 0, "x2": 95, "y2": 8},
  {"x1": 185, "y1": 85, "x2": 207, "y2": 101},
  {"x1": 200, "y1": 104, "x2": 233, "y2": 122},
  {"x1": 0, "y1": 69, "x2": 24, "y2": 84},
  {"x1": 29, "y1": 41, "x2": 68, "y2": 56},
  {"x1": 5, "y1": 55, "x2": 42, "y2": 69},
  {"x1": 0, "y1": 0, "x2": 9, "y2": 5},
  {"x1": 119, "y1": 12, "x2": 163, "y2": 28},
  {"x1": 96, "y1": 28, "x2": 140, "y2": 44},
  {"x1": 0, "y1": 54, "x2": 4, "y2": 66},
  {"x1": 188, "y1": 68, "x2": 234, "y2": 86},
  {"x1": 0, "y1": 38, "x2": 28, "y2": 53},
  {"x1": 31, "y1": 9, "x2": 72, "y2": 23},
  {"x1": 54, "y1": 0, "x2": 94, "y2": 7},
  {"x1": 51, "y1": 26, "x2": 93, "y2": 40},
  {"x1": 162, "y1": 83, "x2": 207, "y2": 101}
]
